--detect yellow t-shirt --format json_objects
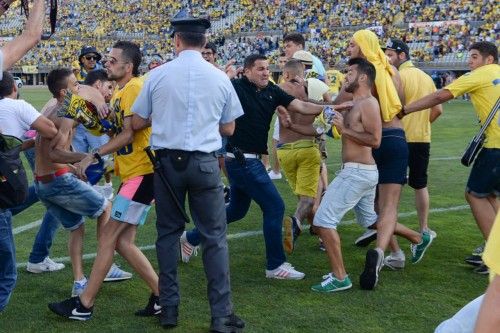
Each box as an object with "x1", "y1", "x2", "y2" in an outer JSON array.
[
  {"x1": 326, "y1": 69, "x2": 344, "y2": 95},
  {"x1": 110, "y1": 77, "x2": 153, "y2": 182},
  {"x1": 483, "y1": 211, "x2": 500, "y2": 282},
  {"x1": 445, "y1": 64, "x2": 500, "y2": 149},
  {"x1": 400, "y1": 61, "x2": 437, "y2": 143}
]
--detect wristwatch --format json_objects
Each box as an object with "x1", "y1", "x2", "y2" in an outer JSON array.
[{"x1": 91, "y1": 148, "x2": 103, "y2": 163}]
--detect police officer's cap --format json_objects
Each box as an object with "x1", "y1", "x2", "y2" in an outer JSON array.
[{"x1": 170, "y1": 17, "x2": 211, "y2": 36}]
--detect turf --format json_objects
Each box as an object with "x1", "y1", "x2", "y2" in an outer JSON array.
[{"x1": 3, "y1": 88, "x2": 488, "y2": 332}]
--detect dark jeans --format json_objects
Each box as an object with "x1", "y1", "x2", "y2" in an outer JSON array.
[
  {"x1": 155, "y1": 150, "x2": 233, "y2": 318},
  {"x1": 0, "y1": 210, "x2": 15, "y2": 312},
  {"x1": 186, "y1": 157, "x2": 286, "y2": 270}
]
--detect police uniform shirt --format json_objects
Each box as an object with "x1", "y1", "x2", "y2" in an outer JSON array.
[
  {"x1": 229, "y1": 77, "x2": 295, "y2": 155},
  {"x1": 132, "y1": 50, "x2": 243, "y2": 153}
]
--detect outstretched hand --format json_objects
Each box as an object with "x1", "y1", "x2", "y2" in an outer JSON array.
[{"x1": 334, "y1": 101, "x2": 354, "y2": 111}]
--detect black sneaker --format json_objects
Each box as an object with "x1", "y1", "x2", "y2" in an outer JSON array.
[
  {"x1": 359, "y1": 248, "x2": 384, "y2": 290},
  {"x1": 135, "y1": 293, "x2": 161, "y2": 316},
  {"x1": 473, "y1": 264, "x2": 489, "y2": 275},
  {"x1": 354, "y1": 229, "x2": 377, "y2": 247},
  {"x1": 210, "y1": 313, "x2": 245, "y2": 333},
  {"x1": 48, "y1": 296, "x2": 93, "y2": 321},
  {"x1": 223, "y1": 186, "x2": 230, "y2": 204},
  {"x1": 465, "y1": 255, "x2": 483, "y2": 267}
]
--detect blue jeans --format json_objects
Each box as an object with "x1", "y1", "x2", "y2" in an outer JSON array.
[
  {"x1": 0, "y1": 210, "x2": 15, "y2": 312},
  {"x1": 11, "y1": 184, "x2": 61, "y2": 264},
  {"x1": 186, "y1": 157, "x2": 286, "y2": 270}
]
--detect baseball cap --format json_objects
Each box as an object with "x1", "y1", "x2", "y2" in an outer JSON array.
[
  {"x1": 292, "y1": 50, "x2": 314, "y2": 66},
  {"x1": 383, "y1": 39, "x2": 410, "y2": 57},
  {"x1": 79, "y1": 46, "x2": 102, "y2": 62}
]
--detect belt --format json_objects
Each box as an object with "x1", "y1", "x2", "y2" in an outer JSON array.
[
  {"x1": 155, "y1": 149, "x2": 215, "y2": 158},
  {"x1": 34, "y1": 167, "x2": 71, "y2": 184},
  {"x1": 277, "y1": 139, "x2": 317, "y2": 150},
  {"x1": 342, "y1": 162, "x2": 377, "y2": 171},
  {"x1": 226, "y1": 152, "x2": 261, "y2": 159}
]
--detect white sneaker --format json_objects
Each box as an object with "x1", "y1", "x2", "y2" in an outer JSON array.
[
  {"x1": 27, "y1": 256, "x2": 65, "y2": 273},
  {"x1": 180, "y1": 231, "x2": 198, "y2": 263},
  {"x1": 104, "y1": 263, "x2": 133, "y2": 282},
  {"x1": 383, "y1": 252, "x2": 406, "y2": 270},
  {"x1": 265, "y1": 262, "x2": 305, "y2": 280},
  {"x1": 268, "y1": 170, "x2": 282, "y2": 180}
]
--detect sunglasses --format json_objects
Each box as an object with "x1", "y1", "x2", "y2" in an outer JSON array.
[{"x1": 85, "y1": 55, "x2": 98, "y2": 61}]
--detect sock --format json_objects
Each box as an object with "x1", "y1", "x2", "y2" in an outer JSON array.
[{"x1": 75, "y1": 276, "x2": 87, "y2": 284}]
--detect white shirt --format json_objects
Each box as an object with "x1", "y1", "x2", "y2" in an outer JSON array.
[
  {"x1": 0, "y1": 98, "x2": 41, "y2": 138},
  {"x1": 132, "y1": 50, "x2": 244, "y2": 152}
]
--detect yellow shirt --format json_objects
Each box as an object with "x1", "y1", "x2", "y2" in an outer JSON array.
[
  {"x1": 110, "y1": 77, "x2": 153, "y2": 182},
  {"x1": 326, "y1": 69, "x2": 344, "y2": 95},
  {"x1": 400, "y1": 61, "x2": 437, "y2": 143},
  {"x1": 446, "y1": 64, "x2": 500, "y2": 149},
  {"x1": 483, "y1": 211, "x2": 500, "y2": 282}
]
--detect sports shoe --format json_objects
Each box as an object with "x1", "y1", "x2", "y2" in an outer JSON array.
[
  {"x1": 354, "y1": 229, "x2": 377, "y2": 247},
  {"x1": 210, "y1": 313, "x2": 245, "y2": 333},
  {"x1": 465, "y1": 255, "x2": 483, "y2": 267},
  {"x1": 265, "y1": 262, "x2": 305, "y2": 280},
  {"x1": 223, "y1": 186, "x2": 230, "y2": 204},
  {"x1": 268, "y1": 170, "x2": 282, "y2": 180},
  {"x1": 26, "y1": 256, "x2": 65, "y2": 273},
  {"x1": 359, "y1": 248, "x2": 384, "y2": 290},
  {"x1": 318, "y1": 240, "x2": 326, "y2": 252},
  {"x1": 410, "y1": 232, "x2": 434, "y2": 264},
  {"x1": 471, "y1": 243, "x2": 485, "y2": 256},
  {"x1": 383, "y1": 252, "x2": 406, "y2": 270},
  {"x1": 180, "y1": 231, "x2": 199, "y2": 263},
  {"x1": 135, "y1": 293, "x2": 161, "y2": 316},
  {"x1": 311, "y1": 273, "x2": 352, "y2": 293},
  {"x1": 104, "y1": 263, "x2": 133, "y2": 282},
  {"x1": 71, "y1": 278, "x2": 88, "y2": 297},
  {"x1": 48, "y1": 296, "x2": 93, "y2": 321},
  {"x1": 423, "y1": 228, "x2": 437, "y2": 239},
  {"x1": 473, "y1": 264, "x2": 489, "y2": 275},
  {"x1": 283, "y1": 216, "x2": 301, "y2": 254}
]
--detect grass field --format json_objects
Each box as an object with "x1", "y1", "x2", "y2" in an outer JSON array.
[{"x1": 2, "y1": 88, "x2": 488, "y2": 332}]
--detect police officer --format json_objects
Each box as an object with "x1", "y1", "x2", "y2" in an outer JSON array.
[{"x1": 131, "y1": 17, "x2": 245, "y2": 332}]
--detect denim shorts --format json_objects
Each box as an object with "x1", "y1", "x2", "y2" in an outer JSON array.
[
  {"x1": 466, "y1": 148, "x2": 500, "y2": 197},
  {"x1": 35, "y1": 173, "x2": 107, "y2": 230},
  {"x1": 372, "y1": 128, "x2": 408, "y2": 185},
  {"x1": 313, "y1": 163, "x2": 378, "y2": 229}
]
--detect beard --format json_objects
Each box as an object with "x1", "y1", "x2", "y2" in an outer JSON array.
[{"x1": 344, "y1": 79, "x2": 359, "y2": 93}]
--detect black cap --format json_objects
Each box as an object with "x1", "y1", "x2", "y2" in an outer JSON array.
[
  {"x1": 383, "y1": 39, "x2": 410, "y2": 57},
  {"x1": 170, "y1": 17, "x2": 211, "y2": 36},
  {"x1": 79, "y1": 46, "x2": 102, "y2": 62}
]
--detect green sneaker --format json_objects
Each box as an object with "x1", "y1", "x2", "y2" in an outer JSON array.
[
  {"x1": 411, "y1": 232, "x2": 434, "y2": 264},
  {"x1": 311, "y1": 274, "x2": 352, "y2": 293}
]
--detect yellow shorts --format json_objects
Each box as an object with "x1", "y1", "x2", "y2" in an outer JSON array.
[{"x1": 277, "y1": 141, "x2": 321, "y2": 198}]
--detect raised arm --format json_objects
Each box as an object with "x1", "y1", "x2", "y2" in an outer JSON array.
[
  {"x1": 1, "y1": 0, "x2": 45, "y2": 70},
  {"x1": 404, "y1": 89, "x2": 453, "y2": 115}
]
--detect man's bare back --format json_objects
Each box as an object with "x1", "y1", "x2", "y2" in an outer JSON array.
[{"x1": 279, "y1": 81, "x2": 316, "y2": 143}]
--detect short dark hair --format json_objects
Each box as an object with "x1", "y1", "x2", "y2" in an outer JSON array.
[
  {"x1": 283, "y1": 59, "x2": 304, "y2": 75},
  {"x1": 47, "y1": 68, "x2": 73, "y2": 98},
  {"x1": 347, "y1": 58, "x2": 376, "y2": 85},
  {"x1": 204, "y1": 42, "x2": 217, "y2": 54},
  {"x1": 83, "y1": 69, "x2": 109, "y2": 86},
  {"x1": 283, "y1": 33, "x2": 305, "y2": 48},
  {"x1": 244, "y1": 54, "x2": 268, "y2": 69},
  {"x1": 469, "y1": 41, "x2": 498, "y2": 63},
  {"x1": 0, "y1": 72, "x2": 15, "y2": 98},
  {"x1": 175, "y1": 31, "x2": 207, "y2": 48},
  {"x1": 113, "y1": 41, "x2": 142, "y2": 77}
]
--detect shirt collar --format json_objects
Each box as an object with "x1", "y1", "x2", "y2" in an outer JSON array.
[
  {"x1": 178, "y1": 50, "x2": 203, "y2": 59},
  {"x1": 398, "y1": 60, "x2": 414, "y2": 70}
]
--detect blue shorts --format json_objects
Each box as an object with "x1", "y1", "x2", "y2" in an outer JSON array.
[
  {"x1": 466, "y1": 148, "x2": 500, "y2": 197},
  {"x1": 373, "y1": 128, "x2": 408, "y2": 185},
  {"x1": 35, "y1": 173, "x2": 107, "y2": 230}
]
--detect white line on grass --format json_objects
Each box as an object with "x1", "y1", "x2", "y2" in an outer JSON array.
[
  {"x1": 16, "y1": 204, "x2": 469, "y2": 268},
  {"x1": 13, "y1": 219, "x2": 42, "y2": 235}
]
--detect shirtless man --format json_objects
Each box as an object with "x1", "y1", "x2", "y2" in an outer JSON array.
[
  {"x1": 34, "y1": 68, "x2": 111, "y2": 296},
  {"x1": 277, "y1": 59, "x2": 322, "y2": 254}
]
